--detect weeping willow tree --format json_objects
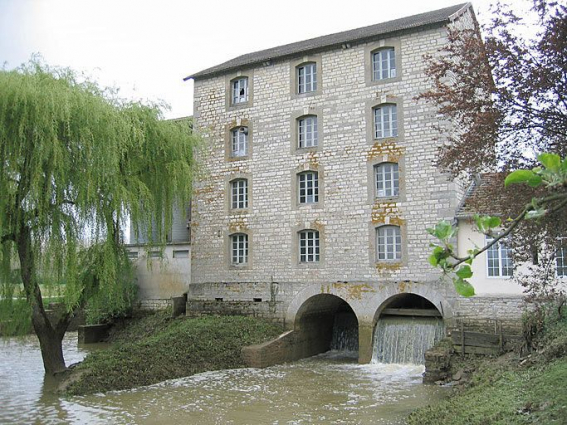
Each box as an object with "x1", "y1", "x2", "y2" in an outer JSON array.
[{"x1": 0, "y1": 60, "x2": 196, "y2": 375}]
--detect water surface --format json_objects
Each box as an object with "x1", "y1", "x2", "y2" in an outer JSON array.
[{"x1": 0, "y1": 335, "x2": 447, "y2": 424}]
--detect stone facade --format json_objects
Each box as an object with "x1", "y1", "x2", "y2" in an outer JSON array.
[
  {"x1": 191, "y1": 24, "x2": 461, "y2": 286},
  {"x1": 185, "y1": 4, "x2": 526, "y2": 363}
]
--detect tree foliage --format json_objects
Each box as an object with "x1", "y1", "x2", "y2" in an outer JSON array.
[
  {"x1": 421, "y1": 0, "x2": 567, "y2": 175},
  {"x1": 428, "y1": 153, "x2": 567, "y2": 296},
  {"x1": 421, "y1": 0, "x2": 567, "y2": 298},
  {"x1": 0, "y1": 59, "x2": 197, "y2": 374}
]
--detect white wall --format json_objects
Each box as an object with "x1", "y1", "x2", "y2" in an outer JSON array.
[
  {"x1": 457, "y1": 220, "x2": 525, "y2": 296},
  {"x1": 127, "y1": 244, "x2": 191, "y2": 301}
]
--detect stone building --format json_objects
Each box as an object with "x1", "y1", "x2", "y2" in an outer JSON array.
[{"x1": 135, "y1": 3, "x2": 534, "y2": 363}]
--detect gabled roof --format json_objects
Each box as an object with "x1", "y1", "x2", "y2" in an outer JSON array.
[
  {"x1": 456, "y1": 173, "x2": 509, "y2": 218},
  {"x1": 186, "y1": 3, "x2": 471, "y2": 81}
]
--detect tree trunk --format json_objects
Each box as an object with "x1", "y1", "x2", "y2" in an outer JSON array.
[
  {"x1": 33, "y1": 315, "x2": 67, "y2": 375},
  {"x1": 16, "y1": 224, "x2": 69, "y2": 375}
]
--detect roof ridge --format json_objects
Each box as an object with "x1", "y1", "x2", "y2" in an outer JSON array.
[{"x1": 185, "y1": 3, "x2": 470, "y2": 81}]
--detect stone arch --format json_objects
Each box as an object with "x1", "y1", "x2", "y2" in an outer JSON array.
[
  {"x1": 369, "y1": 285, "x2": 451, "y2": 365},
  {"x1": 286, "y1": 283, "x2": 365, "y2": 328},
  {"x1": 287, "y1": 291, "x2": 360, "y2": 359},
  {"x1": 284, "y1": 281, "x2": 454, "y2": 364},
  {"x1": 366, "y1": 282, "x2": 454, "y2": 326}
]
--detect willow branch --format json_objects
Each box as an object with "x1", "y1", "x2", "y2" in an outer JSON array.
[{"x1": 1, "y1": 233, "x2": 15, "y2": 244}]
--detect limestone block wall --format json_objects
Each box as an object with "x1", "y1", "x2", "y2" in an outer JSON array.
[
  {"x1": 188, "y1": 6, "x2": 526, "y2": 334},
  {"x1": 191, "y1": 25, "x2": 461, "y2": 291},
  {"x1": 452, "y1": 295, "x2": 526, "y2": 334}
]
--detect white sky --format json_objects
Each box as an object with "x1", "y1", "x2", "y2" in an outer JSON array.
[{"x1": 1, "y1": 0, "x2": 502, "y2": 119}]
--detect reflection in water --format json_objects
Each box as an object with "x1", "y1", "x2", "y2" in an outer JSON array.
[
  {"x1": 0, "y1": 332, "x2": 106, "y2": 425},
  {"x1": 0, "y1": 335, "x2": 447, "y2": 424}
]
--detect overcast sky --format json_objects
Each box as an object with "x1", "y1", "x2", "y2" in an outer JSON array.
[{"x1": 1, "y1": 0, "x2": 501, "y2": 119}]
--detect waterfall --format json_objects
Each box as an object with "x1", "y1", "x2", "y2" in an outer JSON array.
[
  {"x1": 372, "y1": 316, "x2": 444, "y2": 365},
  {"x1": 330, "y1": 312, "x2": 359, "y2": 352}
]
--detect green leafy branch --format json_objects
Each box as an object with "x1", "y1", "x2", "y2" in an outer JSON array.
[{"x1": 428, "y1": 153, "x2": 567, "y2": 297}]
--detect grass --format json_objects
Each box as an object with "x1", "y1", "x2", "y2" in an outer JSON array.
[
  {"x1": 408, "y1": 307, "x2": 567, "y2": 425},
  {"x1": 63, "y1": 310, "x2": 283, "y2": 395},
  {"x1": 408, "y1": 357, "x2": 567, "y2": 424}
]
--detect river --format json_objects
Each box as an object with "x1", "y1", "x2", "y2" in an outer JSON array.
[{"x1": 0, "y1": 333, "x2": 447, "y2": 424}]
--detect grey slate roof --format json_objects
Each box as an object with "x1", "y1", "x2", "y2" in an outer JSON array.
[
  {"x1": 456, "y1": 173, "x2": 508, "y2": 219},
  {"x1": 186, "y1": 3, "x2": 470, "y2": 80}
]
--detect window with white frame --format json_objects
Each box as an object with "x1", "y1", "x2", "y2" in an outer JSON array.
[
  {"x1": 299, "y1": 229, "x2": 320, "y2": 262},
  {"x1": 376, "y1": 226, "x2": 402, "y2": 261},
  {"x1": 372, "y1": 48, "x2": 396, "y2": 81},
  {"x1": 557, "y1": 239, "x2": 566, "y2": 277},
  {"x1": 298, "y1": 116, "x2": 318, "y2": 148},
  {"x1": 486, "y1": 236, "x2": 513, "y2": 277},
  {"x1": 297, "y1": 63, "x2": 317, "y2": 94},
  {"x1": 231, "y1": 179, "x2": 248, "y2": 209},
  {"x1": 231, "y1": 127, "x2": 248, "y2": 157},
  {"x1": 231, "y1": 233, "x2": 248, "y2": 264},
  {"x1": 298, "y1": 171, "x2": 318, "y2": 204},
  {"x1": 375, "y1": 162, "x2": 399, "y2": 198},
  {"x1": 232, "y1": 77, "x2": 248, "y2": 104},
  {"x1": 374, "y1": 104, "x2": 398, "y2": 139}
]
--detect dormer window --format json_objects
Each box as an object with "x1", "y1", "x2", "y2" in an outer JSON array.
[{"x1": 232, "y1": 77, "x2": 248, "y2": 104}]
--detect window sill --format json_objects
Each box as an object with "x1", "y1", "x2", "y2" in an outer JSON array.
[
  {"x1": 375, "y1": 196, "x2": 400, "y2": 202},
  {"x1": 227, "y1": 102, "x2": 251, "y2": 111},
  {"x1": 295, "y1": 146, "x2": 319, "y2": 154},
  {"x1": 486, "y1": 275, "x2": 513, "y2": 279},
  {"x1": 375, "y1": 260, "x2": 403, "y2": 270},
  {"x1": 292, "y1": 90, "x2": 320, "y2": 100},
  {"x1": 227, "y1": 155, "x2": 250, "y2": 162},
  {"x1": 229, "y1": 264, "x2": 251, "y2": 270},
  {"x1": 296, "y1": 202, "x2": 322, "y2": 210},
  {"x1": 297, "y1": 261, "x2": 323, "y2": 269},
  {"x1": 373, "y1": 136, "x2": 399, "y2": 143},
  {"x1": 366, "y1": 75, "x2": 402, "y2": 87}
]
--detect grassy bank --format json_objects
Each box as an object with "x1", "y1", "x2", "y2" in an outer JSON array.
[
  {"x1": 64, "y1": 311, "x2": 283, "y2": 395},
  {"x1": 408, "y1": 307, "x2": 567, "y2": 425}
]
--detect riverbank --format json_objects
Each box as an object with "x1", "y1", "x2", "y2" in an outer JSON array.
[
  {"x1": 408, "y1": 307, "x2": 567, "y2": 424},
  {"x1": 62, "y1": 310, "x2": 283, "y2": 395}
]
